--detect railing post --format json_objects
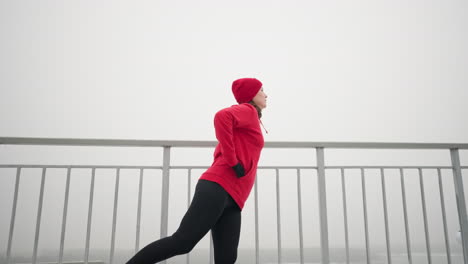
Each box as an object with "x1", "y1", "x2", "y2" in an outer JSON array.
[
  {"x1": 161, "y1": 146, "x2": 171, "y2": 238},
  {"x1": 316, "y1": 147, "x2": 329, "y2": 264},
  {"x1": 450, "y1": 148, "x2": 468, "y2": 263}
]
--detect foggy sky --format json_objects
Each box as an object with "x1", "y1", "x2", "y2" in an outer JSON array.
[{"x1": 0, "y1": 0, "x2": 467, "y2": 142}]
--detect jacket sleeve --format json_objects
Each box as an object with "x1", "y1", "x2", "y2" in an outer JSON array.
[
  {"x1": 214, "y1": 108, "x2": 238, "y2": 167},
  {"x1": 214, "y1": 104, "x2": 257, "y2": 167}
]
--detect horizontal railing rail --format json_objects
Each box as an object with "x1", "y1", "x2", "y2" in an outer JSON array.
[
  {"x1": 2, "y1": 137, "x2": 468, "y2": 149},
  {"x1": 1, "y1": 137, "x2": 467, "y2": 264}
]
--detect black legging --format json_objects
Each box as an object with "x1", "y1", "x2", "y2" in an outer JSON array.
[{"x1": 126, "y1": 179, "x2": 241, "y2": 264}]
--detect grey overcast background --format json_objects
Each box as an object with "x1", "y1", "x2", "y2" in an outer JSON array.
[
  {"x1": 1, "y1": 0, "x2": 467, "y2": 142},
  {"x1": 1, "y1": 0, "x2": 468, "y2": 263}
]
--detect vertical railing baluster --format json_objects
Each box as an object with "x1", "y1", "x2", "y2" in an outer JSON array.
[
  {"x1": 419, "y1": 168, "x2": 432, "y2": 264},
  {"x1": 160, "y1": 147, "x2": 171, "y2": 264},
  {"x1": 187, "y1": 169, "x2": 192, "y2": 264},
  {"x1": 400, "y1": 168, "x2": 412, "y2": 264},
  {"x1": 32, "y1": 168, "x2": 46, "y2": 264},
  {"x1": 297, "y1": 169, "x2": 304, "y2": 264},
  {"x1": 6, "y1": 167, "x2": 21, "y2": 264},
  {"x1": 109, "y1": 168, "x2": 121, "y2": 264},
  {"x1": 84, "y1": 168, "x2": 96, "y2": 264},
  {"x1": 341, "y1": 168, "x2": 350, "y2": 264},
  {"x1": 316, "y1": 148, "x2": 329, "y2": 264},
  {"x1": 361, "y1": 168, "x2": 370, "y2": 264},
  {"x1": 135, "y1": 169, "x2": 144, "y2": 253},
  {"x1": 437, "y1": 168, "x2": 451, "y2": 264},
  {"x1": 209, "y1": 234, "x2": 214, "y2": 264},
  {"x1": 161, "y1": 147, "x2": 171, "y2": 235},
  {"x1": 59, "y1": 167, "x2": 72, "y2": 264},
  {"x1": 450, "y1": 148, "x2": 468, "y2": 263},
  {"x1": 276, "y1": 168, "x2": 282, "y2": 264},
  {"x1": 254, "y1": 174, "x2": 260, "y2": 264},
  {"x1": 381, "y1": 169, "x2": 391, "y2": 264}
]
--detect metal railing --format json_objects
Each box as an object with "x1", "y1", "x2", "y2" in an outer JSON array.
[{"x1": 1, "y1": 137, "x2": 468, "y2": 264}]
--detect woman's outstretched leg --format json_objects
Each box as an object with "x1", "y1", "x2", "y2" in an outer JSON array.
[{"x1": 126, "y1": 180, "x2": 230, "y2": 264}]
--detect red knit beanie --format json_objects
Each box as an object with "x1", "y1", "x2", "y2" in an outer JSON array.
[{"x1": 231, "y1": 78, "x2": 263, "y2": 104}]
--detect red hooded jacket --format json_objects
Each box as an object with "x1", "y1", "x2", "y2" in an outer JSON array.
[{"x1": 199, "y1": 103, "x2": 264, "y2": 210}]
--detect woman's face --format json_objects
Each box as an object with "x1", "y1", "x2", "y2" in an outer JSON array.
[{"x1": 252, "y1": 88, "x2": 268, "y2": 109}]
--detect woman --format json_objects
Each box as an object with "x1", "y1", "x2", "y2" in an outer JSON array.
[{"x1": 126, "y1": 77, "x2": 267, "y2": 263}]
